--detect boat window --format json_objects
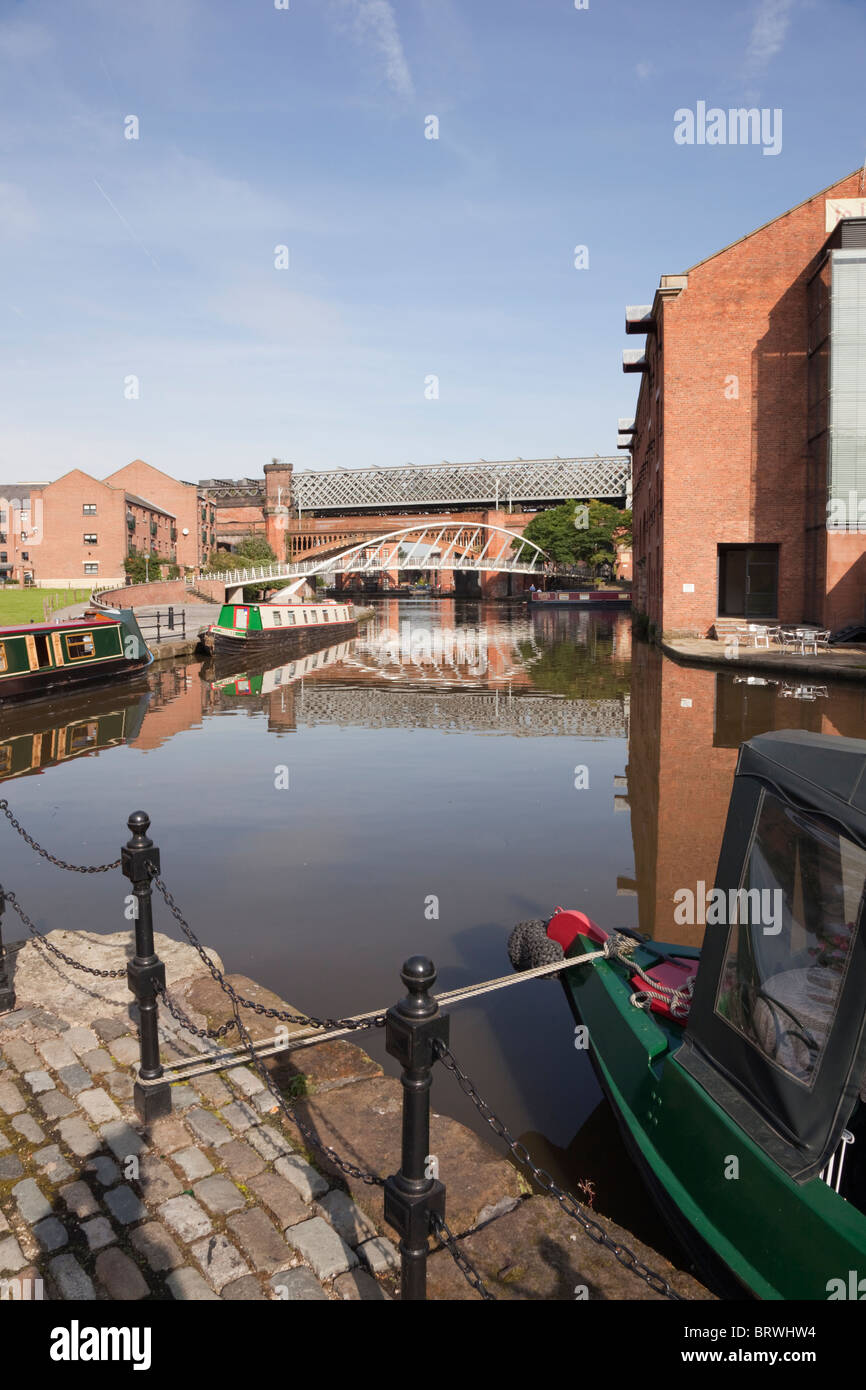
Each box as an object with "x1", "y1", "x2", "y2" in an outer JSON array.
[
  {"x1": 273, "y1": 611, "x2": 282, "y2": 626},
  {"x1": 286, "y1": 611, "x2": 295, "y2": 624},
  {"x1": 714, "y1": 789, "x2": 866, "y2": 1087},
  {"x1": 0, "y1": 745, "x2": 11, "y2": 775},
  {"x1": 323, "y1": 611, "x2": 329, "y2": 622},
  {"x1": 235, "y1": 608, "x2": 249, "y2": 630},
  {"x1": 69, "y1": 721, "x2": 99, "y2": 752},
  {"x1": 0, "y1": 643, "x2": 6, "y2": 673},
  {"x1": 66, "y1": 633, "x2": 96, "y2": 660}
]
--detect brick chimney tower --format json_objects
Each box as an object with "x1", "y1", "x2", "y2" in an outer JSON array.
[{"x1": 263, "y1": 458, "x2": 294, "y2": 556}]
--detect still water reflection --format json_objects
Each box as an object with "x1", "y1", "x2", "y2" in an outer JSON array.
[{"x1": 2, "y1": 599, "x2": 864, "y2": 1253}]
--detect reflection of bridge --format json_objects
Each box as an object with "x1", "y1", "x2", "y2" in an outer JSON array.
[
  {"x1": 208, "y1": 524, "x2": 548, "y2": 602},
  {"x1": 291, "y1": 684, "x2": 630, "y2": 738}
]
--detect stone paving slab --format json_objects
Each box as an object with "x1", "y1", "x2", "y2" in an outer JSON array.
[
  {"x1": 425, "y1": 1194, "x2": 712, "y2": 1301},
  {"x1": 281, "y1": 1074, "x2": 524, "y2": 1235}
]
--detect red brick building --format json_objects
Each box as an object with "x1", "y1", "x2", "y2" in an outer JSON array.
[
  {"x1": 625, "y1": 169, "x2": 866, "y2": 638},
  {"x1": 104, "y1": 459, "x2": 215, "y2": 571},
  {"x1": 9, "y1": 470, "x2": 176, "y2": 589}
]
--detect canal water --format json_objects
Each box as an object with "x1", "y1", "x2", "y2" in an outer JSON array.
[{"x1": 3, "y1": 599, "x2": 865, "y2": 1260}]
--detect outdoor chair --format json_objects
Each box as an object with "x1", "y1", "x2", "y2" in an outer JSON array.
[{"x1": 747, "y1": 624, "x2": 774, "y2": 648}]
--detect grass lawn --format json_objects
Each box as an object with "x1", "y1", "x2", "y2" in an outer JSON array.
[{"x1": 0, "y1": 588, "x2": 91, "y2": 625}]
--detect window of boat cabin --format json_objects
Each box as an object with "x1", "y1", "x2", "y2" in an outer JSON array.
[
  {"x1": 286, "y1": 611, "x2": 295, "y2": 624},
  {"x1": 273, "y1": 611, "x2": 282, "y2": 626},
  {"x1": 0, "y1": 643, "x2": 6, "y2": 673},
  {"x1": 323, "y1": 611, "x2": 329, "y2": 621},
  {"x1": 714, "y1": 790, "x2": 866, "y2": 1087},
  {"x1": 66, "y1": 633, "x2": 96, "y2": 659}
]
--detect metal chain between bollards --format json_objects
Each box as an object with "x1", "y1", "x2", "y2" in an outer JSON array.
[
  {"x1": 433, "y1": 1039, "x2": 684, "y2": 1301},
  {"x1": 155, "y1": 982, "x2": 239, "y2": 1040},
  {"x1": 150, "y1": 870, "x2": 388, "y2": 1034},
  {"x1": 0, "y1": 801, "x2": 121, "y2": 873},
  {"x1": 218, "y1": 989, "x2": 384, "y2": 1187},
  {"x1": 0, "y1": 887, "x2": 125, "y2": 978},
  {"x1": 430, "y1": 1214, "x2": 496, "y2": 1300}
]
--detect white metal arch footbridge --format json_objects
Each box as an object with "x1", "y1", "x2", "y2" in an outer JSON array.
[{"x1": 207, "y1": 523, "x2": 548, "y2": 602}]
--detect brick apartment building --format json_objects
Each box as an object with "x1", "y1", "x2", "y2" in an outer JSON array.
[
  {"x1": 0, "y1": 461, "x2": 218, "y2": 588},
  {"x1": 104, "y1": 459, "x2": 216, "y2": 571},
  {"x1": 624, "y1": 168, "x2": 866, "y2": 638},
  {"x1": 27, "y1": 470, "x2": 176, "y2": 588}
]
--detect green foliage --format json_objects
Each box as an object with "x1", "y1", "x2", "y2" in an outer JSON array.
[
  {"x1": 234, "y1": 532, "x2": 277, "y2": 566},
  {"x1": 206, "y1": 532, "x2": 277, "y2": 573},
  {"x1": 518, "y1": 501, "x2": 632, "y2": 574},
  {"x1": 124, "y1": 552, "x2": 161, "y2": 583}
]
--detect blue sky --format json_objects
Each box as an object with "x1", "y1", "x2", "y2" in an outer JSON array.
[{"x1": 1, "y1": 0, "x2": 864, "y2": 485}]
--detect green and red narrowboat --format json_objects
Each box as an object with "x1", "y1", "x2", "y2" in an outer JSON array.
[
  {"x1": 519, "y1": 730, "x2": 866, "y2": 1299},
  {"x1": 0, "y1": 609, "x2": 152, "y2": 703},
  {"x1": 204, "y1": 599, "x2": 356, "y2": 658}
]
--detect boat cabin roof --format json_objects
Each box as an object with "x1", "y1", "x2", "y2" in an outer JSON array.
[
  {"x1": 0, "y1": 616, "x2": 117, "y2": 637},
  {"x1": 679, "y1": 729, "x2": 866, "y2": 1182}
]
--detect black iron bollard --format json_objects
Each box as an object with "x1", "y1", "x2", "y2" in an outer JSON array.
[
  {"x1": 0, "y1": 890, "x2": 15, "y2": 1013},
  {"x1": 384, "y1": 956, "x2": 449, "y2": 1301},
  {"x1": 121, "y1": 811, "x2": 172, "y2": 1122},
  {"x1": 167, "y1": 606, "x2": 174, "y2": 631}
]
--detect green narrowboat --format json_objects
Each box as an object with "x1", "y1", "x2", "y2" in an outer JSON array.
[
  {"x1": 204, "y1": 599, "x2": 356, "y2": 657},
  {"x1": 0, "y1": 609, "x2": 152, "y2": 703},
  {"x1": 518, "y1": 730, "x2": 866, "y2": 1299}
]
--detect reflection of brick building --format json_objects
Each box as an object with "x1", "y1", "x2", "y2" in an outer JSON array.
[
  {"x1": 626, "y1": 170, "x2": 866, "y2": 638},
  {"x1": 627, "y1": 642, "x2": 866, "y2": 946}
]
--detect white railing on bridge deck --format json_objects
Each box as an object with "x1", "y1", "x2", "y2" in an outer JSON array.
[{"x1": 190, "y1": 523, "x2": 550, "y2": 591}]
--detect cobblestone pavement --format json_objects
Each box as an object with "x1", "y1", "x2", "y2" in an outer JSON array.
[{"x1": 0, "y1": 994, "x2": 398, "y2": 1301}]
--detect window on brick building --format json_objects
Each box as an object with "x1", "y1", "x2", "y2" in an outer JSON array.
[
  {"x1": 83, "y1": 534, "x2": 97, "y2": 545},
  {"x1": 83, "y1": 504, "x2": 97, "y2": 515},
  {"x1": 84, "y1": 563, "x2": 98, "y2": 575},
  {"x1": 21, "y1": 552, "x2": 29, "y2": 561}
]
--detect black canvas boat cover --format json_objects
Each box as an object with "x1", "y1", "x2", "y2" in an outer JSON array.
[{"x1": 677, "y1": 729, "x2": 866, "y2": 1182}]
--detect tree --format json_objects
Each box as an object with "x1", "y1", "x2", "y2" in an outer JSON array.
[
  {"x1": 124, "y1": 552, "x2": 161, "y2": 583},
  {"x1": 205, "y1": 531, "x2": 277, "y2": 572},
  {"x1": 518, "y1": 500, "x2": 632, "y2": 575}
]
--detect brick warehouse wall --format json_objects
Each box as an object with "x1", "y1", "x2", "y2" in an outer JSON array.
[{"x1": 631, "y1": 168, "x2": 866, "y2": 638}]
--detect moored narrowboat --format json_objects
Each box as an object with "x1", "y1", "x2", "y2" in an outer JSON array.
[
  {"x1": 204, "y1": 598, "x2": 356, "y2": 656},
  {"x1": 0, "y1": 609, "x2": 152, "y2": 703},
  {"x1": 512, "y1": 729, "x2": 866, "y2": 1299},
  {"x1": 530, "y1": 588, "x2": 631, "y2": 608}
]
